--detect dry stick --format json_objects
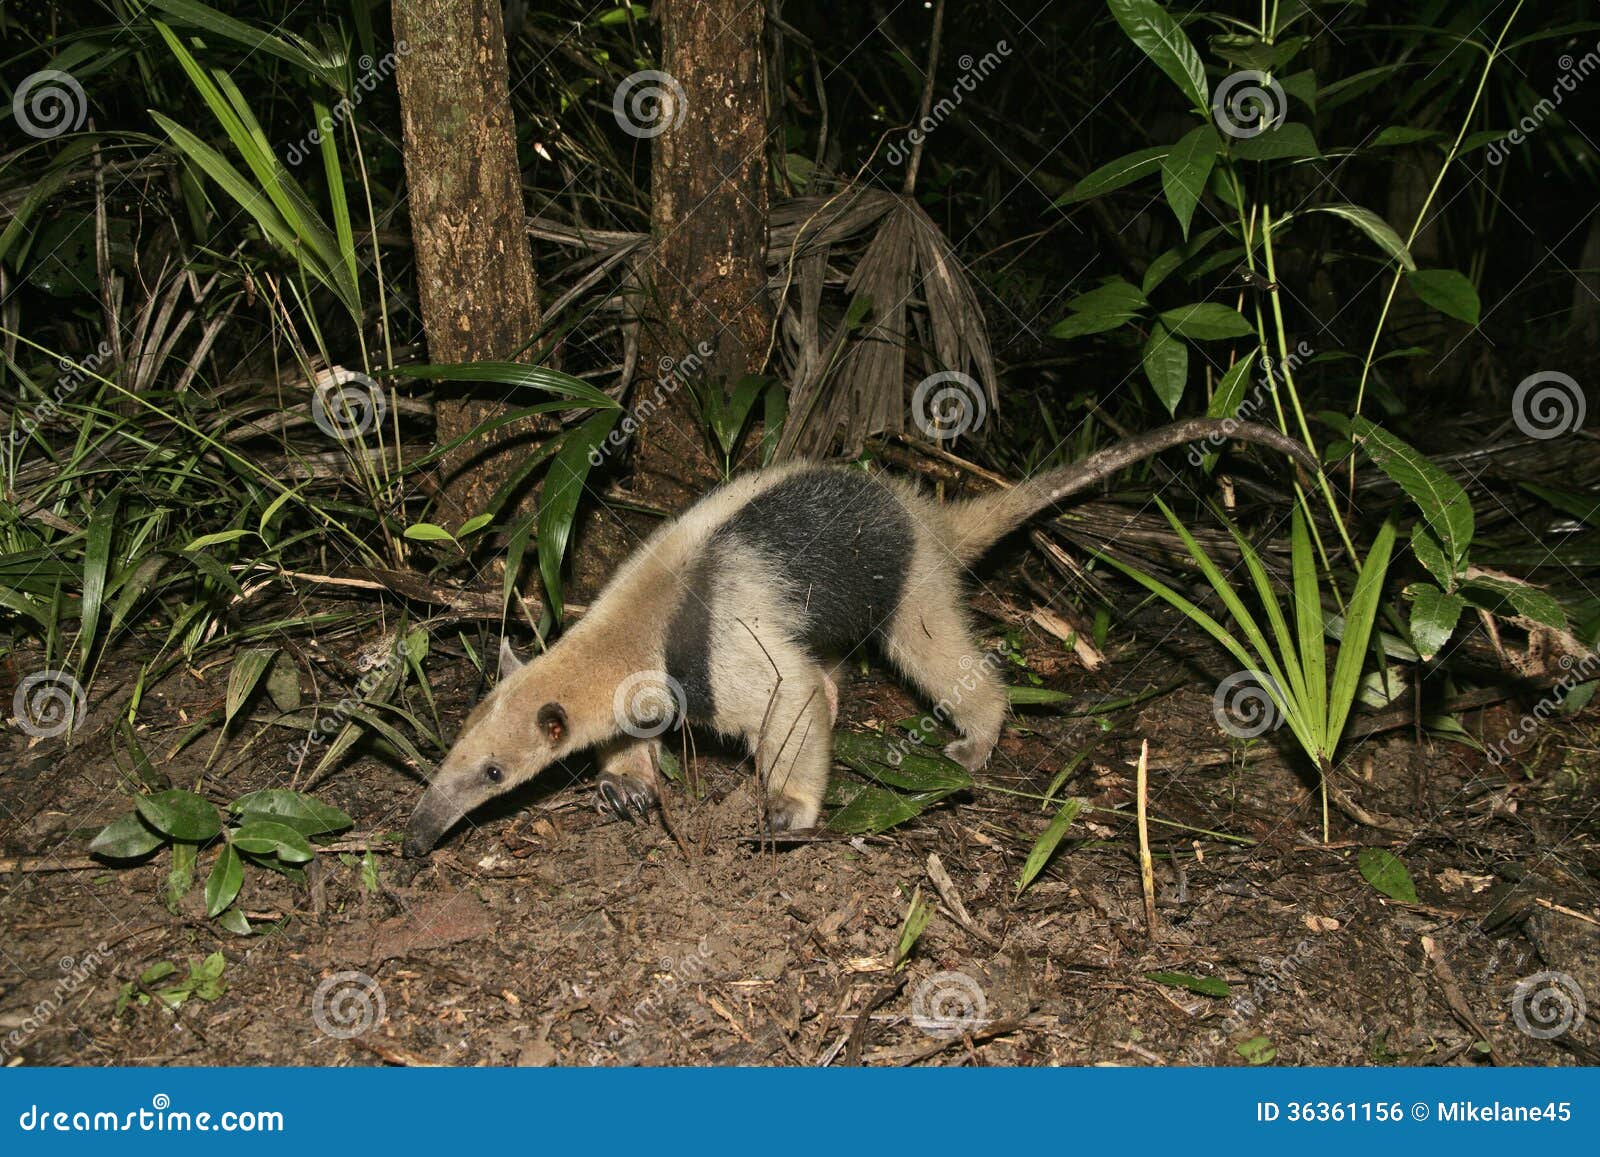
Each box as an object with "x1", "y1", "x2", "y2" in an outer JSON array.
[
  {"x1": 901, "y1": 0, "x2": 946, "y2": 196},
  {"x1": 1136, "y1": 739, "x2": 1157, "y2": 937}
]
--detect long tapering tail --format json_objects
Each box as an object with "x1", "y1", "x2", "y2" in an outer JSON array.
[{"x1": 941, "y1": 418, "x2": 1317, "y2": 563}]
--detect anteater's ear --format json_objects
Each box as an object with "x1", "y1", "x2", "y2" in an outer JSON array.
[
  {"x1": 536, "y1": 702, "x2": 568, "y2": 744},
  {"x1": 499, "y1": 637, "x2": 525, "y2": 676}
]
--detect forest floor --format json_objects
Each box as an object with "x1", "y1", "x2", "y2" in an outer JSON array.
[{"x1": 2, "y1": 544, "x2": 1598, "y2": 1068}]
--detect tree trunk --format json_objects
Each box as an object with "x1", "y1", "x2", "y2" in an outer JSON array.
[
  {"x1": 393, "y1": 0, "x2": 541, "y2": 529},
  {"x1": 634, "y1": 0, "x2": 774, "y2": 510}
]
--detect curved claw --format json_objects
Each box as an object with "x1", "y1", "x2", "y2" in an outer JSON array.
[{"x1": 597, "y1": 773, "x2": 656, "y2": 823}]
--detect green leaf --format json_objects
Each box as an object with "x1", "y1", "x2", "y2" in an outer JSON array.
[
  {"x1": 1048, "y1": 311, "x2": 1137, "y2": 340},
  {"x1": 1145, "y1": 971, "x2": 1230, "y2": 997},
  {"x1": 225, "y1": 646, "x2": 279, "y2": 725},
  {"x1": 1326, "y1": 518, "x2": 1398, "y2": 746},
  {"x1": 1461, "y1": 576, "x2": 1566, "y2": 629},
  {"x1": 205, "y1": 843, "x2": 244, "y2": 917},
  {"x1": 831, "y1": 730, "x2": 972, "y2": 792},
  {"x1": 396, "y1": 361, "x2": 621, "y2": 411},
  {"x1": 231, "y1": 820, "x2": 316, "y2": 862},
  {"x1": 1056, "y1": 146, "x2": 1169, "y2": 204},
  {"x1": 1142, "y1": 247, "x2": 1187, "y2": 296},
  {"x1": 229, "y1": 789, "x2": 352, "y2": 837},
  {"x1": 827, "y1": 785, "x2": 941, "y2": 835},
  {"x1": 1230, "y1": 122, "x2": 1321, "y2": 161},
  {"x1": 1198, "y1": 353, "x2": 1259, "y2": 473},
  {"x1": 1142, "y1": 324, "x2": 1189, "y2": 414},
  {"x1": 77, "y1": 489, "x2": 120, "y2": 668},
  {"x1": 1006, "y1": 685, "x2": 1073, "y2": 706},
  {"x1": 1406, "y1": 582, "x2": 1466, "y2": 661},
  {"x1": 1160, "y1": 125, "x2": 1218, "y2": 238},
  {"x1": 894, "y1": 887, "x2": 931, "y2": 969},
  {"x1": 135, "y1": 789, "x2": 223, "y2": 842},
  {"x1": 1372, "y1": 125, "x2": 1447, "y2": 148},
  {"x1": 402, "y1": 522, "x2": 458, "y2": 544},
  {"x1": 217, "y1": 908, "x2": 253, "y2": 936},
  {"x1": 1357, "y1": 847, "x2": 1418, "y2": 903},
  {"x1": 1017, "y1": 797, "x2": 1083, "y2": 896},
  {"x1": 1279, "y1": 69, "x2": 1317, "y2": 113},
  {"x1": 456, "y1": 512, "x2": 495, "y2": 537},
  {"x1": 1411, "y1": 525, "x2": 1454, "y2": 588},
  {"x1": 89, "y1": 811, "x2": 168, "y2": 859},
  {"x1": 1158, "y1": 302, "x2": 1254, "y2": 340},
  {"x1": 1065, "y1": 278, "x2": 1148, "y2": 315},
  {"x1": 538, "y1": 409, "x2": 622, "y2": 619},
  {"x1": 1108, "y1": 0, "x2": 1208, "y2": 112},
  {"x1": 1236, "y1": 1035, "x2": 1277, "y2": 1065},
  {"x1": 1405, "y1": 269, "x2": 1480, "y2": 325},
  {"x1": 1350, "y1": 418, "x2": 1472, "y2": 578},
  {"x1": 1311, "y1": 205, "x2": 1416, "y2": 270},
  {"x1": 1520, "y1": 483, "x2": 1600, "y2": 528}
]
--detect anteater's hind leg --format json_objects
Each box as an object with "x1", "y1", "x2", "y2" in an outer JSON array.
[
  {"x1": 595, "y1": 735, "x2": 661, "y2": 822},
  {"x1": 740, "y1": 657, "x2": 833, "y2": 831},
  {"x1": 880, "y1": 561, "x2": 1006, "y2": 771}
]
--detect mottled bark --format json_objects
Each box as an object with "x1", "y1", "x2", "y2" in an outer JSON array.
[
  {"x1": 635, "y1": 0, "x2": 774, "y2": 510},
  {"x1": 393, "y1": 0, "x2": 541, "y2": 529}
]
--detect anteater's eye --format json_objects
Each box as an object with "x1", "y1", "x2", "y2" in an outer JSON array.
[{"x1": 483, "y1": 763, "x2": 503, "y2": 783}]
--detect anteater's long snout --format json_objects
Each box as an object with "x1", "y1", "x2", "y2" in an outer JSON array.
[{"x1": 402, "y1": 782, "x2": 464, "y2": 858}]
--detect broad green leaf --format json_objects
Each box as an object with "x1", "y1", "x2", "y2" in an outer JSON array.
[
  {"x1": 1142, "y1": 246, "x2": 1187, "y2": 295},
  {"x1": 1350, "y1": 418, "x2": 1472, "y2": 577},
  {"x1": 1145, "y1": 971, "x2": 1230, "y2": 997},
  {"x1": 831, "y1": 730, "x2": 972, "y2": 792},
  {"x1": 1461, "y1": 576, "x2": 1566, "y2": 628},
  {"x1": 1048, "y1": 311, "x2": 1137, "y2": 340},
  {"x1": 225, "y1": 646, "x2": 279, "y2": 724},
  {"x1": 1108, "y1": 0, "x2": 1208, "y2": 112},
  {"x1": 828, "y1": 785, "x2": 940, "y2": 835},
  {"x1": 217, "y1": 908, "x2": 253, "y2": 936},
  {"x1": 538, "y1": 409, "x2": 622, "y2": 619},
  {"x1": 398, "y1": 361, "x2": 621, "y2": 411},
  {"x1": 1357, "y1": 847, "x2": 1417, "y2": 903},
  {"x1": 229, "y1": 789, "x2": 352, "y2": 836},
  {"x1": 205, "y1": 843, "x2": 244, "y2": 917},
  {"x1": 166, "y1": 841, "x2": 197, "y2": 912},
  {"x1": 1373, "y1": 125, "x2": 1447, "y2": 148},
  {"x1": 1160, "y1": 124, "x2": 1218, "y2": 238},
  {"x1": 1158, "y1": 302, "x2": 1254, "y2": 340},
  {"x1": 136, "y1": 789, "x2": 223, "y2": 842},
  {"x1": 1230, "y1": 122, "x2": 1321, "y2": 161},
  {"x1": 894, "y1": 887, "x2": 931, "y2": 968},
  {"x1": 1312, "y1": 204, "x2": 1416, "y2": 270},
  {"x1": 1142, "y1": 324, "x2": 1189, "y2": 414},
  {"x1": 1056, "y1": 146, "x2": 1169, "y2": 204},
  {"x1": 403, "y1": 522, "x2": 458, "y2": 544},
  {"x1": 457, "y1": 513, "x2": 495, "y2": 537},
  {"x1": 231, "y1": 820, "x2": 315, "y2": 862},
  {"x1": 1065, "y1": 278, "x2": 1147, "y2": 315},
  {"x1": 1411, "y1": 524, "x2": 1454, "y2": 588},
  {"x1": 89, "y1": 811, "x2": 167, "y2": 859},
  {"x1": 1405, "y1": 268, "x2": 1480, "y2": 325},
  {"x1": 1017, "y1": 797, "x2": 1083, "y2": 895},
  {"x1": 1406, "y1": 582, "x2": 1466, "y2": 660},
  {"x1": 1279, "y1": 69, "x2": 1317, "y2": 113},
  {"x1": 1237, "y1": 1035, "x2": 1277, "y2": 1064},
  {"x1": 1197, "y1": 353, "x2": 1259, "y2": 472},
  {"x1": 1326, "y1": 518, "x2": 1398, "y2": 745}
]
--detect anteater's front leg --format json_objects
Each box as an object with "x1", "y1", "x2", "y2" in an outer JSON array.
[
  {"x1": 747, "y1": 663, "x2": 833, "y2": 832},
  {"x1": 595, "y1": 735, "x2": 661, "y2": 822}
]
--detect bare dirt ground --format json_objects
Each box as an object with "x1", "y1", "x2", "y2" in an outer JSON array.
[{"x1": 3, "y1": 572, "x2": 1598, "y2": 1067}]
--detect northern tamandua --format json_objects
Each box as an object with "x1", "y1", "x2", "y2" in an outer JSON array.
[{"x1": 402, "y1": 417, "x2": 1315, "y2": 856}]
